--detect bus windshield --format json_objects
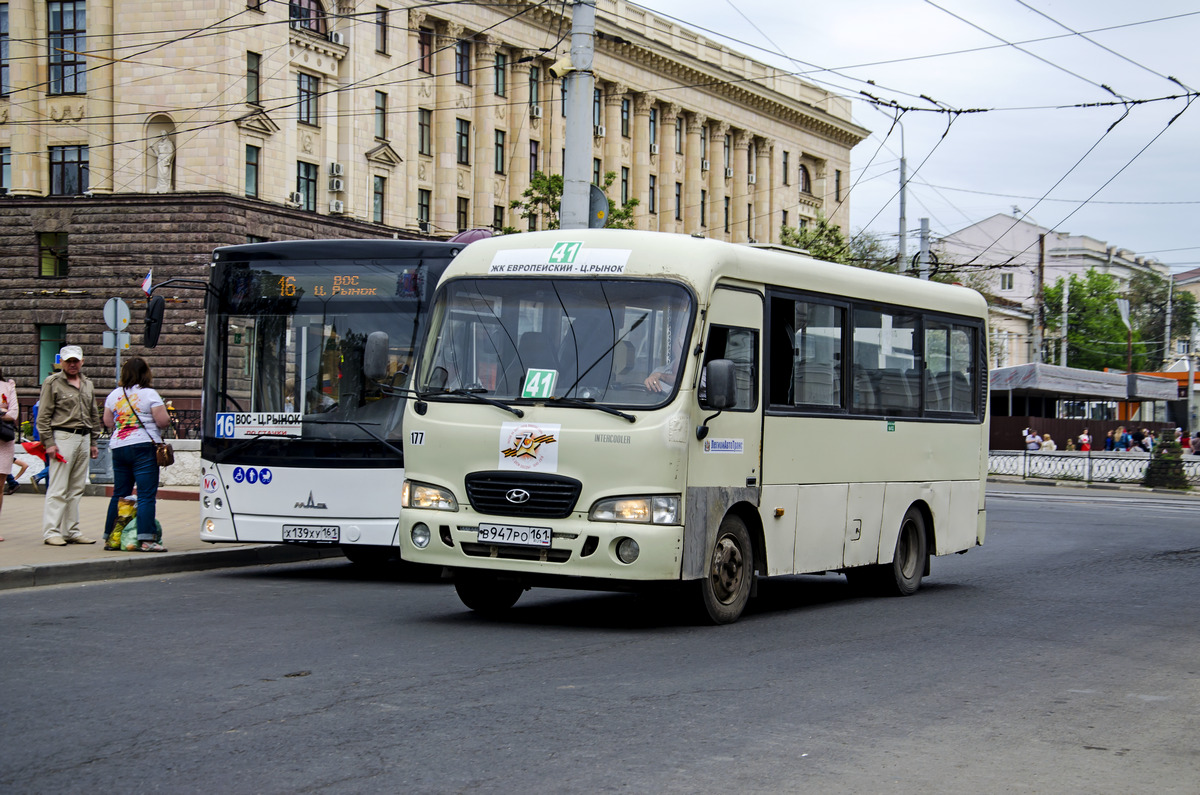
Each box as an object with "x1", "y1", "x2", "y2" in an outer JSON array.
[
  {"x1": 207, "y1": 260, "x2": 435, "y2": 449},
  {"x1": 417, "y1": 278, "x2": 694, "y2": 408}
]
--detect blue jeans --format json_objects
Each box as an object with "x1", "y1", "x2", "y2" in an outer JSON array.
[{"x1": 104, "y1": 443, "x2": 160, "y2": 542}]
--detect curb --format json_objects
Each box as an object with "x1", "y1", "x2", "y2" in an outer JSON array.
[{"x1": 0, "y1": 544, "x2": 345, "y2": 591}]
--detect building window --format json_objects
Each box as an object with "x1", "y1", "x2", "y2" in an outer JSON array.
[
  {"x1": 247, "y1": 0, "x2": 265, "y2": 10},
  {"x1": 298, "y1": 73, "x2": 319, "y2": 126},
  {"x1": 1000, "y1": 272, "x2": 1014, "y2": 291},
  {"x1": 593, "y1": 158, "x2": 601, "y2": 186},
  {"x1": 456, "y1": 197, "x2": 469, "y2": 231},
  {"x1": 648, "y1": 108, "x2": 658, "y2": 149},
  {"x1": 835, "y1": 169, "x2": 842, "y2": 201},
  {"x1": 373, "y1": 175, "x2": 386, "y2": 223},
  {"x1": 417, "y1": 188, "x2": 431, "y2": 231},
  {"x1": 648, "y1": 175, "x2": 656, "y2": 214},
  {"x1": 799, "y1": 164, "x2": 812, "y2": 194},
  {"x1": 374, "y1": 91, "x2": 387, "y2": 139},
  {"x1": 675, "y1": 117, "x2": 683, "y2": 155},
  {"x1": 418, "y1": 28, "x2": 433, "y2": 73},
  {"x1": 494, "y1": 52, "x2": 507, "y2": 96},
  {"x1": 620, "y1": 97, "x2": 630, "y2": 138},
  {"x1": 529, "y1": 66, "x2": 540, "y2": 106},
  {"x1": 493, "y1": 205, "x2": 504, "y2": 231},
  {"x1": 593, "y1": 88, "x2": 602, "y2": 127},
  {"x1": 246, "y1": 52, "x2": 261, "y2": 105},
  {"x1": 700, "y1": 189, "x2": 707, "y2": 227},
  {"x1": 1, "y1": 4, "x2": 9, "y2": 96},
  {"x1": 49, "y1": 144, "x2": 87, "y2": 195},
  {"x1": 296, "y1": 161, "x2": 318, "y2": 211},
  {"x1": 375, "y1": 6, "x2": 388, "y2": 53},
  {"x1": 675, "y1": 182, "x2": 682, "y2": 221},
  {"x1": 782, "y1": 210, "x2": 788, "y2": 228},
  {"x1": 48, "y1": 1, "x2": 86, "y2": 95},
  {"x1": 456, "y1": 118, "x2": 470, "y2": 164},
  {"x1": 245, "y1": 145, "x2": 260, "y2": 197},
  {"x1": 1178, "y1": 340, "x2": 1191, "y2": 355},
  {"x1": 528, "y1": 213, "x2": 538, "y2": 232},
  {"x1": 529, "y1": 140, "x2": 539, "y2": 180},
  {"x1": 621, "y1": 167, "x2": 629, "y2": 205},
  {"x1": 418, "y1": 108, "x2": 432, "y2": 156},
  {"x1": 700, "y1": 125, "x2": 708, "y2": 161},
  {"x1": 782, "y1": 151, "x2": 790, "y2": 185},
  {"x1": 455, "y1": 39, "x2": 470, "y2": 85},
  {"x1": 288, "y1": 0, "x2": 326, "y2": 35},
  {"x1": 724, "y1": 197, "x2": 730, "y2": 232},
  {"x1": 39, "y1": 232, "x2": 69, "y2": 277},
  {"x1": 724, "y1": 134, "x2": 731, "y2": 169},
  {"x1": 38, "y1": 324, "x2": 67, "y2": 377},
  {"x1": 1, "y1": 147, "x2": 10, "y2": 192},
  {"x1": 494, "y1": 129, "x2": 505, "y2": 175}
]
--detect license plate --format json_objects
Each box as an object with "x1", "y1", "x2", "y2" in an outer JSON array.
[
  {"x1": 477, "y1": 523, "x2": 551, "y2": 547},
  {"x1": 282, "y1": 524, "x2": 340, "y2": 543}
]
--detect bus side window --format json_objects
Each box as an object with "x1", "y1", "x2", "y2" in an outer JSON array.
[{"x1": 701, "y1": 326, "x2": 758, "y2": 410}]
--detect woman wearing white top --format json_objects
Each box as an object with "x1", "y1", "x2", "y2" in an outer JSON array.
[{"x1": 102, "y1": 358, "x2": 171, "y2": 552}]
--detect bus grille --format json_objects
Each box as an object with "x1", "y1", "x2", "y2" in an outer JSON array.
[
  {"x1": 461, "y1": 542, "x2": 573, "y2": 563},
  {"x1": 464, "y1": 471, "x2": 582, "y2": 518}
]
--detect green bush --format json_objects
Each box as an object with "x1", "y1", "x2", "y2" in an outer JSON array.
[{"x1": 1142, "y1": 437, "x2": 1190, "y2": 490}]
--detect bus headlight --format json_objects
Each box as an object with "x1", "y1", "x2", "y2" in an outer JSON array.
[
  {"x1": 401, "y1": 480, "x2": 459, "y2": 511},
  {"x1": 589, "y1": 495, "x2": 680, "y2": 525}
]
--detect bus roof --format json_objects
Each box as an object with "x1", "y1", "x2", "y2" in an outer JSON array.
[
  {"x1": 439, "y1": 229, "x2": 988, "y2": 319},
  {"x1": 212, "y1": 238, "x2": 466, "y2": 262}
]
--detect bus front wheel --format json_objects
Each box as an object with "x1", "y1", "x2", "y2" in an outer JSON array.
[
  {"x1": 454, "y1": 570, "x2": 525, "y2": 615},
  {"x1": 697, "y1": 514, "x2": 754, "y2": 624}
]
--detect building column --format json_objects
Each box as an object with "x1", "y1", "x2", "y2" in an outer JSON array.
[
  {"x1": 472, "y1": 37, "x2": 497, "y2": 229},
  {"x1": 433, "y1": 22, "x2": 464, "y2": 235},
  {"x1": 84, "y1": 0, "x2": 114, "y2": 194},
  {"x1": 509, "y1": 53, "x2": 532, "y2": 221},
  {"x1": 405, "y1": 9, "x2": 428, "y2": 230},
  {"x1": 683, "y1": 112, "x2": 705, "y2": 233},
  {"x1": 604, "y1": 84, "x2": 624, "y2": 194},
  {"x1": 631, "y1": 93, "x2": 652, "y2": 230},
  {"x1": 754, "y1": 136, "x2": 772, "y2": 243},
  {"x1": 659, "y1": 103, "x2": 680, "y2": 233},
  {"x1": 731, "y1": 130, "x2": 750, "y2": 243},
  {"x1": 8, "y1": 0, "x2": 40, "y2": 195},
  {"x1": 710, "y1": 120, "x2": 729, "y2": 239}
]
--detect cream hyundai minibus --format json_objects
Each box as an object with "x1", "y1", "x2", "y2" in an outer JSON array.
[{"x1": 396, "y1": 230, "x2": 988, "y2": 623}]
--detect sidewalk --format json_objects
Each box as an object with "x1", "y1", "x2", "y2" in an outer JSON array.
[{"x1": 0, "y1": 488, "x2": 340, "y2": 591}]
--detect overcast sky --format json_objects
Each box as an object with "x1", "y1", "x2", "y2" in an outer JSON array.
[{"x1": 629, "y1": 0, "x2": 1200, "y2": 271}]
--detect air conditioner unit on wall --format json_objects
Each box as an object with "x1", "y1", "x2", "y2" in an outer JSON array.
[
  {"x1": 724, "y1": 167, "x2": 734, "y2": 179},
  {"x1": 649, "y1": 143, "x2": 659, "y2": 155},
  {"x1": 287, "y1": 191, "x2": 303, "y2": 205},
  {"x1": 594, "y1": 125, "x2": 606, "y2": 137},
  {"x1": 329, "y1": 162, "x2": 344, "y2": 176},
  {"x1": 530, "y1": 105, "x2": 543, "y2": 119},
  {"x1": 748, "y1": 174, "x2": 757, "y2": 185},
  {"x1": 328, "y1": 178, "x2": 345, "y2": 193},
  {"x1": 329, "y1": 199, "x2": 345, "y2": 214},
  {"x1": 329, "y1": 31, "x2": 345, "y2": 46},
  {"x1": 701, "y1": 159, "x2": 710, "y2": 172}
]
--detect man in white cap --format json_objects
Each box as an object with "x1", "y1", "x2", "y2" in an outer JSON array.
[{"x1": 36, "y1": 345, "x2": 101, "y2": 545}]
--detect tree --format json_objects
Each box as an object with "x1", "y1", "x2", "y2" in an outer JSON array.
[
  {"x1": 505, "y1": 171, "x2": 638, "y2": 233},
  {"x1": 1128, "y1": 271, "x2": 1197, "y2": 368},
  {"x1": 1043, "y1": 270, "x2": 1146, "y2": 371},
  {"x1": 779, "y1": 213, "x2": 851, "y2": 264}
]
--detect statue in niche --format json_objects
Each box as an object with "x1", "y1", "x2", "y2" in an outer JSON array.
[{"x1": 152, "y1": 132, "x2": 174, "y2": 192}]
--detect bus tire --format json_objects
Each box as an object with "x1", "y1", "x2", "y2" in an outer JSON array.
[
  {"x1": 454, "y1": 570, "x2": 524, "y2": 615},
  {"x1": 697, "y1": 514, "x2": 754, "y2": 624},
  {"x1": 882, "y1": 507, "x2": 927, "y2": 596}
]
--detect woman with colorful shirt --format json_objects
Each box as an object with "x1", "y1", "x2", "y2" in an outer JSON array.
[{"x1": 103, "y1": 357, "x2": 172, "y2": 552}]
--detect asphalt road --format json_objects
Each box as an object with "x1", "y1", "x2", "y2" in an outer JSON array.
[{"x1": 2, "y1": 485, "x2": 1197, "y2": 793}]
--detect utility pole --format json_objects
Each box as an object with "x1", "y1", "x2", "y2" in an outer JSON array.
[
  {"x1": 559, "y1": 0, "x2": 597, "y2": 230},
  {"x1": 1060, "y1": 275, "x2": 1069, "y2": 367},
  {"x1": 917, "y1": 218, "x2": 930, "y2": 280},
  {"x1": 1164, "y1": 272, "x2": 1174, "y2": 368},
  {"x1": 897, "y1": 123, "x2": 907, "y2": 272},
  {"x1": 1032, "y1": 233, "x2": 1045, "y2": 363}
]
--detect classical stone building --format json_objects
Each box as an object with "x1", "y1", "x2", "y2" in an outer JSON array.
[{"x1": 0, "y1": 0, "x2": 868, "y2": 406}]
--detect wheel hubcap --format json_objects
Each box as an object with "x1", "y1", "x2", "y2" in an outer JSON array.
[{"x1": 710, "y1": 535, "x2": 745, "y2": 604}]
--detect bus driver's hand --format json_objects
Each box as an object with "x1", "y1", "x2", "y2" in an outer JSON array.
[{"x1": 645, "y1": 371, "x2": 667, "y2": 392}]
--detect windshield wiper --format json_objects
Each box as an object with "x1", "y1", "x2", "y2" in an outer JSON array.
[
  {"x1": 213, "y1": 432, "x2": 301, "y2": 464},
  {"x1": 418, "y1": 387, "x2": 524, "y2": 418},
  {"x1": 546, "y1": 396, "x2": 635, "y2": 423},
  {"x1": 301, "y1": 419, "x2": 404, "y2": 458}
]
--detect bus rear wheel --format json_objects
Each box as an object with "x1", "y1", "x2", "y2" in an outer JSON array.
[
  {"x1": 454, "y1": 570, "x2": 525, "y2": 615},
  {"x1": 697, "y1": 515, "x2": 754, "y2": 624}
]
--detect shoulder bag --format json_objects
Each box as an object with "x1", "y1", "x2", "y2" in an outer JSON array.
[{"x1": 124, "y1": 388, "x2": 174, "y2": 467}]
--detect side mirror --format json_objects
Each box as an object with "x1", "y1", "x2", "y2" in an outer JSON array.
[
  {"x1": 363, "y1": 331, "x2": 390, "y2": 381},
  {"x1": 143, "y1": 295, "x2": 166, "y2": 348},
  {"x1": 704, "y1": 359, "x2": 737, "y2": 409}
]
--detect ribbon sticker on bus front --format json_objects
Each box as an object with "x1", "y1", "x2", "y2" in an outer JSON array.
[
  {"x1": 522, "y1": 368, "x2": 557, "y2": 400},
  {"x1": 215, "y1": 412, "x2": 303, "y2": 439},
  {"x1": 499, "y1": 422, "x2": 560, "y2": 472}
]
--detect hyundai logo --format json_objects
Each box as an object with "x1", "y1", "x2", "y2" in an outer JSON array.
[{"x1": 505, "y1": 488, "x2": 531, "y2": 504}]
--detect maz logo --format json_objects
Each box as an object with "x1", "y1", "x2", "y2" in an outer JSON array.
[{"x1": 295, "y1": 491, "x2": 328, "y2": 509}]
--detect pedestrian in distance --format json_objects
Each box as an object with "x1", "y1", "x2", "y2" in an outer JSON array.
[
  {"x1": 1025, "y1": 428, "x2": 1042, "y2": 451},
  {"x1": 37, "y1": 346, "x2": 102, "y2": 546},
  {"x1": 1104, "y1": 430, "x2": 1115, "y2": 451},
  {"x1": 1041, "y1": 433, "x2": 1057, "y2": 452},
  {"x1": 0, "y1": 364, "x2": 20, "y2": 539},
  {"x1": 1079, "y1": 428, "x2": 1091, "y2": 452},
  {"x1": 103, "y1": 357, "x2": 172, "y2": 552}
]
